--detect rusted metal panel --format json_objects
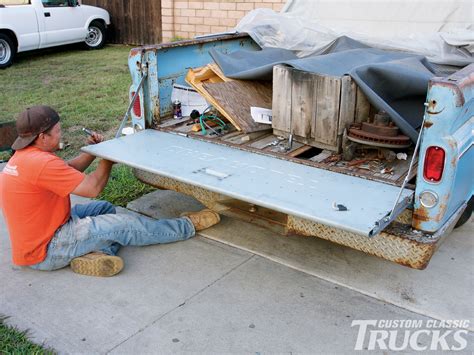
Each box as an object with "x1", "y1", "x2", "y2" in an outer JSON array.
[
  {"x1": 287, "y1": 216, "x2": 437, "y2": 270},
  {"x1": 413, "y1": 64, "x2": 473, "y2": 233}
]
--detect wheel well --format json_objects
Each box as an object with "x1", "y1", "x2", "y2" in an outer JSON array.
[
  {"x1": 89, "y1": 19, "x2": 107, "y2": 28},
  {"x1": 0, "y1": 29, "x2": 18, "y2": 51}
]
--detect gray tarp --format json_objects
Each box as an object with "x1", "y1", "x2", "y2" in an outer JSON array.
[{"x1": 210, "y1": 37, "x2": 437, "y2": 142}]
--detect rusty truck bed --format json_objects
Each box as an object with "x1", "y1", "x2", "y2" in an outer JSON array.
[{"x1": 154, "y1": 117, "x2": 416, "y2": 188}]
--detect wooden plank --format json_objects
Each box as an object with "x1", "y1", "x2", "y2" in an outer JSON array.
[
  {"x1": 123, "y1": 0, "x2": 131, "y2": 44},
  {"x1": 267, "y1": 140, "x2": 302, "y2": 154},
  {"x1": 338, "y1": 75, "x2": 356, "y2": 135},
  {"x1": 312, "y1": 75, "x2": 341, "y2": 147},
  {"x1": 248, "y1": 135, "x2": 280, "y2": 149},
  {"x1": 82, "y1": 0, "x2": 163, "y2": 44},
  {"x1": 203, "y1": 81, "x2": 273, "y2": 133},
  {"x1": 287, "y1": 145, "x2": 313, "y2": 158},
  {"x1": 291, "y1": 69, "x2": 315, "y2": 138},
  {"x1": 225, "y1": 130, "x2": 272, "y2": 145},
  {"x1": 272, "y1": 65, "x2": 292, "y2": 133},
  {"x1": 108, "y1": 0, "x2": 119, "y2": 43},
  {"x1": 208, "y1": 63, "x2": 230, "y2": 82},
  {"x1": 273, "y1": 129, "x2": 342, "y2": 152},
  {"x1": 309, "y1": 150, "x2": 333, "y2": 163},
  {"x1": 355, "y1": 86, "x2": 371, "y2": 123}
]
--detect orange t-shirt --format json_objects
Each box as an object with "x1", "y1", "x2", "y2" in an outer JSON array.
[{"x1": 0, "y1": 146, "x2": 85, "y2": 265}]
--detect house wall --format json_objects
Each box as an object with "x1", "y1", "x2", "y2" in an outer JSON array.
[{"x1": 162, "y1": 0, "x2": 286, "y2": 42}]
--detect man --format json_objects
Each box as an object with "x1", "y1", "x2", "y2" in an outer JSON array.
[{"x1": 0, "y1": 105, "x2": 220, "y2": 277}]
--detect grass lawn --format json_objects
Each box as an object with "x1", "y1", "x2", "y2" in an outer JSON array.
[
  {"x1": 0, "y1": 44, "x2": 131, "y2": 156},
  {"x1": 0, "y1": 44, "x2": 155, "y2": 351},
  {"x1": 0, "y1": 43, "x2": 155, "y2": 205},
  {"x1": 0, "y1": 316, "x2": 54, "y2": 354}
]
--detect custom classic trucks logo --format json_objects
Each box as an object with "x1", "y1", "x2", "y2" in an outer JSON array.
[{"x1": 351, "y1": 319, "x2": 470, "y2": 351}]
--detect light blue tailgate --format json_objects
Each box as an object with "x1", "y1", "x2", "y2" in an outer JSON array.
[{"x1": 82, "y1": 130, "x2": 413, "y2": 237}]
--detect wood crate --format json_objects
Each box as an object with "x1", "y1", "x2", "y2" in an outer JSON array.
[{"x1": 272, "y1": 65, "x2": 372, "y2": 152}]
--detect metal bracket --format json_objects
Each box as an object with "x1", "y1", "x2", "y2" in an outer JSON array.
[
  {"x1": 115, "y1": 63, "x2": 148, "y2": 138},
  {"x1": 387, "y1": 109, "x2": 427, "y2": 220},
  {"x1": 370, "y1": 193, "x2": 413, "y2": 237}
]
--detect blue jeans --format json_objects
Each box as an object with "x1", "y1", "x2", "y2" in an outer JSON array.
[{"x1": 30, "y1": 200, "x2": 195, "y2": 271}]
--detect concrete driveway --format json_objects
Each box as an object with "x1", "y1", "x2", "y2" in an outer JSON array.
[{"x1": 1, "y1": 190, "x2": 473, "y2": 353}]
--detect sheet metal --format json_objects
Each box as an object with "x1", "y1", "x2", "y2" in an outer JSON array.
[{"x1": 82, "y1": 130, "x2": 413, "y2": 237}]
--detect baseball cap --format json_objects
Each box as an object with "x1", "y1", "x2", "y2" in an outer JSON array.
[{"x1": 12, "y1": 106, "x2": 60, "y2": 150}]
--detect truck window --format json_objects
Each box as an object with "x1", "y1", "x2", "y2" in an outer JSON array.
[
  {"x1": 41, "y1": 0, "x2": 68, "y2": 7},
  {"x1": 0, "y1": 0, "x2": 30, "y2": 4}
]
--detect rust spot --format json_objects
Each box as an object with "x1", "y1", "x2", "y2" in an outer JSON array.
[
  {"x1": 430, "y1": 81, "x2": 465, "y2": 107},
  {"x1": 426, "y1": 108, "x2": 444, "y2": 115},
  {"x1": 129, "y1": 48, "x2": 142, "y2": 56},
  {"x1": 423, "y1": 121, "x2": 433, "y2": 128},
  {"x1": 413, "y1": 193, "x2": 450, "y2": 230},
  {"x1": 426, "y1": 99, "x2": 444, "y2": 115},
  {"x1": 412, "y1": 204, "x2": 430, "y2": 229},
  {"x1": 393, "y1": 241, "x2": 435, "y2": 269}
]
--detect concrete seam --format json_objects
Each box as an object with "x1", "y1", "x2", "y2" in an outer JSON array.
[{"x1": 105, "y1": 254, "x2": 255, "y2": 353}]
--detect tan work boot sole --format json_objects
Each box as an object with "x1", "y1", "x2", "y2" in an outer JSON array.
[
  {"x1": 70, "y1": 253, "x2": 123, "y2": 277},
  {"x1": 181, "y1": 209, "x2": 221, "y2": 231}
]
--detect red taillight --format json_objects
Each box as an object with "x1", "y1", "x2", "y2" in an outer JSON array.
[
  {"x1": 423, "y1": 146, "x2": 445, "y2": 182},
  {"x1": 131, "y1": 91, "x2": 141, "y2": 117}
]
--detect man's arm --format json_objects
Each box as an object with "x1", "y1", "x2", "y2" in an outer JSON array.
[
  {"x1": 67, "y1": 132, "x2": 105, "y2": 172},
  {"x1": 72, "y1": 159, "x2": 114, "y2": 198},
  {"x1": 67, "y1": 153, "x2": 96, "y2": 172}
]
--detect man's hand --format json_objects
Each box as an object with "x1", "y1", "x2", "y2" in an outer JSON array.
[
  {"x1": 87, "y1": 131, "x2": 104, "y2": 145},
  {"x1": 68, "y1": 131, "x2": 106, "y2": 172}
]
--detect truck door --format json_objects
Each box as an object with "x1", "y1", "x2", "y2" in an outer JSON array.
[{"x1": 35, "y1": 0, "x2": 86, "y2": 47}]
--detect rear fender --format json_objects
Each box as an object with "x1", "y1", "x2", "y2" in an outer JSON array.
[{"x1": 413, "y1": 64, "x2": 474, "y2": 232}]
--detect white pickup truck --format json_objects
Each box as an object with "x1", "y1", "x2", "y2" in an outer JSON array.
[{"x1": 0, "y1": 0, "x2": 110, "y2": 68}]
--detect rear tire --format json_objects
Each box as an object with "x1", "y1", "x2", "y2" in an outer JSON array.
[
  {"x1": 454, "y1": 196, "x2": 473, "y2": 229},
  {"x1": 85, "y1": 21, "x2": 106, "y2": 49},
  {"x1": 0, "y1": 33, "x2": 15, "y2": 69}
]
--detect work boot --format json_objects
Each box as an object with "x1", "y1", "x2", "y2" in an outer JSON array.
[
  {"x1": 181, "y1": 209, "x2": 221, "y2": 231},
  {"x1": 70, "y1": 252, "x2": 123, "y2": 277}
]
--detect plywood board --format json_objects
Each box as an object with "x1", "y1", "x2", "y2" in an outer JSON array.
[
  {"x1": 186, "y1": 65, "x2": 240, "y2": 130},
  {"x1": 203, "y1": 81, "x2": 273, "y2": 133}
]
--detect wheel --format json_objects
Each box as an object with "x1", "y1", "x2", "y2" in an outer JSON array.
[
  {"x1": 454, "y1": 196, "x2": 473, "y2": 229},
  {"x1": 0, "y1": 33, "x2": 15, "y2": 69},
  {"x1": 85, "y1": 21, "x2": 106, "y2": 49}
]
